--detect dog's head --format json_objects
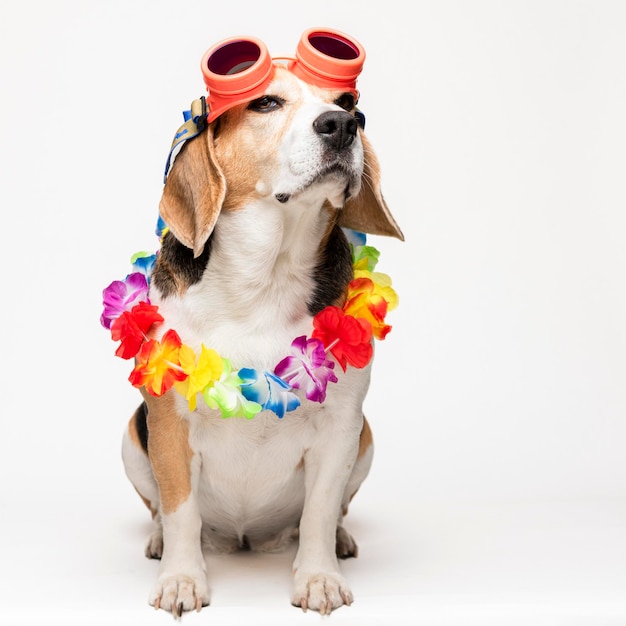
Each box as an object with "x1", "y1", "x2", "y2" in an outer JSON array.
[{"x1": 160, "y1": 65, "x2": 403, "y2": 257}]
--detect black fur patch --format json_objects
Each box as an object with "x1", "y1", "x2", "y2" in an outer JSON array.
[
  {"x1": 151, "y1": 231, "x2": 212, "y2": 298},
  {"x1": 134, "y1": 402, "x2": 149, "y2": 453},
  {"x1": 308, "y1": 225, "x2": 353, "y2": 315}
]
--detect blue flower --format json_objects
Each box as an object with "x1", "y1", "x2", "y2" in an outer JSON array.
[
  {"x1": 239, "y1": 368, "x2": 300, "y2": 418},
  {"x1": 342, "y1": 228, "x2": 367, "y2": 247},
  {"x1": 155, "y1": 215, "x2": 169, "y2": 239},
  {"x1": 130, "y1": 251, "x2": 157, "y2": 278}
]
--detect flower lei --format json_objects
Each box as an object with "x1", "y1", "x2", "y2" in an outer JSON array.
[{"x1": 101, "y1": 219, "x2": 398, "y2": 419}]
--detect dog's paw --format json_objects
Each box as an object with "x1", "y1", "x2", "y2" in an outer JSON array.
[
  {"x1": 291, "y1": 572, "x2": 353, "y2": 615},
  {"x1": 149, "y1": 573, "x2": 210, "y2": 618},
  {"x1": 336, "y1": 526, "x2": 358, "y2": 559},
  {"x1": 144, "y1": 528, "x2": 164, "y2": 560}
]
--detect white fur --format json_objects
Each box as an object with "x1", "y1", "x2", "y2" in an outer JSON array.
[{"x1": 274, "y1": 82, "x2": 364, "y2": 205}]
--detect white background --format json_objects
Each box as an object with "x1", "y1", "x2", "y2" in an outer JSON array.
[{"x1": 1, "y1": 1, "x2": 625, "y2": 624}]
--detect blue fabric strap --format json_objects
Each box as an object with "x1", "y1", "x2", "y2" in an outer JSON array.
[{"x1": 163, "y1": 97, "x2": 207, "y2": 183}]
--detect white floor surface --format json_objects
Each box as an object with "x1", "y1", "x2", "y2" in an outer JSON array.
[{"x1": 1, "y1": 492, "x2": 625, "y2": 625}]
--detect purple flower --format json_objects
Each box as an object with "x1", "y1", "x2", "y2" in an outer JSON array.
[
  {"x1": 274, "y1": 336, "x2": 338, "y2": 403},
  {"x1": 100, "y1": 272, "x2": 149, "y2": 329}
]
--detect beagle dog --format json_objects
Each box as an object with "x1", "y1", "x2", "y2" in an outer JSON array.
[{"x1": 120, "y1": 63, "x2": 403, "y2": 616}]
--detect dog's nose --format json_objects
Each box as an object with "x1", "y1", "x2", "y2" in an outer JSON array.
[{"x1": 313, "y1": 111, "x2": 358, "y2": 151}]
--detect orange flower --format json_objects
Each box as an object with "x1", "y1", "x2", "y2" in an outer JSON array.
[
  {"x1": 343, "y1": 277, "x2": 392, "y2": 340},
  {"x1": 352, "y1": 270, "x2": 399, "y2": 311},
  {"x1": 129, "y1": 329, "x2": 187, "y2": 396}
]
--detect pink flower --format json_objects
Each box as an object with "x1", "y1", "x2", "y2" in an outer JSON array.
[{"x1": 100, "y1": 273, "x2": 149, "y2": 329}]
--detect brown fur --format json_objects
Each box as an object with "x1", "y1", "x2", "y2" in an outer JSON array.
[
  {"x1": 357, "y1": 417, "x2": 373, "y2": 460},
  {"x1": 159, "y1": 124, "x2": 226, "y2": 258},
  {"x1": 141, "y1": 390, "x2": 195, "y2": 515}
]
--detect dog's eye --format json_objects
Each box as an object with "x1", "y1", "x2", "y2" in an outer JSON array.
[
  {"x1": 248, "y1": 96, "x2": 284, "y2": 113},
  {"x1": 335, "y1": 93, "x2": 356, "y2": 112}
]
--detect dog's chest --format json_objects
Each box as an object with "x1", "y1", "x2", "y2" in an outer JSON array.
[
  {"x1": 165, "y1": 277, "x2": 313, "y2": 371},
  {"x1": 189, "y1": 412, "x2": 313, "y2": 537}
]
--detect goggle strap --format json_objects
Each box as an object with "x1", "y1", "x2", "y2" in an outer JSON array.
[
  {"x1": 163, "y1": 97, "x2": 208, "y2": 183},
  {"x1": 355, "y1": 108, "x2": 365, "y2": 130}
]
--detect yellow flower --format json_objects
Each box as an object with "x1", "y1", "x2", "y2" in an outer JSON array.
[{"x1": 174, "y1": 344, "x2": 223, "y2": 411}]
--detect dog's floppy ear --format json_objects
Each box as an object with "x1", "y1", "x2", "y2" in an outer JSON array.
[
  {"x1": 339, "y1": 133, "x2": 404, "y2": 240},
  {"x1": 159, "y1": 124, "x2": 226, "y2": 258}
]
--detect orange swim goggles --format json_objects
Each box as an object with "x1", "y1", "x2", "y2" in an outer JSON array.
[{"x1": 200, "y1": 27, "x2": 366, "y2": 122}]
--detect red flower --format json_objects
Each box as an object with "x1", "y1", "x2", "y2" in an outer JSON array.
[
  {"x1": 129, "y1": 329, "x2": 187, "y2": 396},
  {"x1": 110, "y1": 302, "x2": 163, "y2": 360},
  {"x1": 312, "y1": 306, "x2": 373, "y2": 371}
]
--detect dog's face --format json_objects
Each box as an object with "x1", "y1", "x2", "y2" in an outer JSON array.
[
  {"x1": 160, "y1": 66, "x2": 403, "y2": 257},
  {"x1": 212, "y1": 66, "x2": 364, "y2": 211}
]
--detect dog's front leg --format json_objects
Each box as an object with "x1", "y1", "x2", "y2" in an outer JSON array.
[
  {"x1": 144, "y1": 393, "x2": 210, "y2": 616},
  {"x1": 292, "y1": 409, "x2": 362, "y2": 614}
]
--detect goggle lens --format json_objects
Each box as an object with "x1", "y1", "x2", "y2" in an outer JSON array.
[
  {"x1": 208, "y1": 40, "x2": 262, "y2": 76},
  {"x1": 307, "y1": 32, "x2": 360, "y2": 61}
]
